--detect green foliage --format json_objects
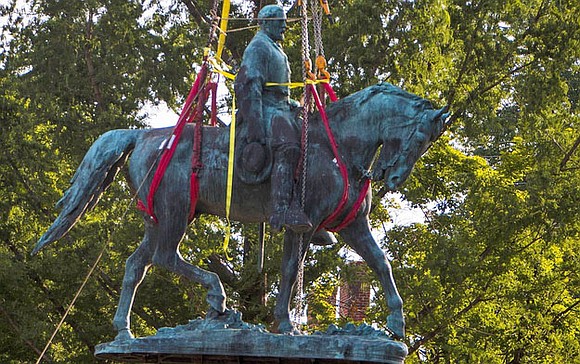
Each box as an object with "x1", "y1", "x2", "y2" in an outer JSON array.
[{"x1": 1, "y1": 0, "x2": 580, "y2": 362}]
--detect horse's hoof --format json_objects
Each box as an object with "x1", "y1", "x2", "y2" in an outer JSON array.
[
  {"x1": 310, "y1": 229, "x2": 337, "y2": 246},
  {"x1": 206, "y1": 293, "x2": 226, "y2": 313},
  {"x1": 270, "y1": 210, "x2": 313, "y2": 234},
  {"x1": 277, "y1": 321, "x2": 301, "y2": 335},
  {"x1": 114, "y1": 329, "x2": 134, "y2": 341},
  {"x1": 283, "y1": 210, "x2": 313, "y2": 234},
  {"x1": 205, "y1": 307, "x2": 228, "y2": 320}
]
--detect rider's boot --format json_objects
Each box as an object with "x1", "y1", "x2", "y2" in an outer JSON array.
[{"x1": 270, "y1": 145, "x2": 312, "y2": 233}]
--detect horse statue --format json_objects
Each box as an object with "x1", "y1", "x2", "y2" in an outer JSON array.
[{"x1": 33, "y1": 82, "x2": 450, "y2": 341}]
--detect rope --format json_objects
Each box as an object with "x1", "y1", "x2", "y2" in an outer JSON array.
[
  {"x1": 206, "y1": 0, "x2": 221, "y2": 48},
  {"x1": 216, "y1": 16, "x2": 305, "y2": 34},
  {"x1": 35, "y1": 150, "x2": 162, "y2": 364},
  {"x1": 219, "y1": 16, "x2": 304, "y2": 21},
  {"x1": 35, "y1": 246, "x2": 105, "y2": 364}
]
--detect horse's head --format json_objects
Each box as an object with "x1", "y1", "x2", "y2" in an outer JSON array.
[{"x1": 371, "y1": 86, "x2": 450, "y2": 191}]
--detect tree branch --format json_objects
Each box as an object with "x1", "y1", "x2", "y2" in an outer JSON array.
[
  {"x1": 206, "y1": 254, "x2": 237, "y2": 286},
  {"x1": 6, "y1": 156, "x2": 51, "y2": 217},
  {"x1": 2, "y1": 238, "x2": 96, "y2": 354},
  {"x1": 94, "y1": 265, "x2": 163, "y2": 329},
  {"x1": 0, "y1": 303, "x2": 53, "y2": 362},
  {"x1": 180, "y1": 0, "x2": 211, "y2": 27},
  {"x1": 408, "y1": 295, "x2": 483, "y2": 355},
  {"x1": 559, "y1": 135, "x2": 580, "y2": 171},
  {"x1": 84, "y1": 9, "x2": 105, "y2": 112},
  {"x1": 551, "y1": 298, "x2": 580, "y2": 325}
]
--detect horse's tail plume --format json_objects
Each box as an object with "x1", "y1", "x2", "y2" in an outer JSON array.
[{"x1": 32, "y1": 129, "x2": 140, "y2": 255}]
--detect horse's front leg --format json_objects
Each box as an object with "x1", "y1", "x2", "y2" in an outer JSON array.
[
  {"x1": 339, "y1": 217, "x2": 405, "y2": 339},
  {"x1": 274, "y1": 230, "x2": 309, "y2": 334}
]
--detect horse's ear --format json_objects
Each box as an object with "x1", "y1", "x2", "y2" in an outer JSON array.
[
  {"x1": 433, "y1": 106, "x2": 452, "y2": 129},
  {"x1": 432, "y1": 106, "x2": 448, "y2": 120},
  {"x1": 429, "y1": 106, "x2": 451, "y2": 141},
  {"x1": 440, "y1": 105, "x2": 452, "y2": 127},
  {"x1": 442, "y1": 111, "x2": 451, "y2": 124}
]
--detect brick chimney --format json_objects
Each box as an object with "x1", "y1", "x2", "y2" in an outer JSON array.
[{"x1": 335, "y1": 261, "x2": 371, "y2": 322}]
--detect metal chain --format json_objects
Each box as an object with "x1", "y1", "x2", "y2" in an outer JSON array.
[
  {"x1": 204, "y1": 0, "x2": 221, "y2": 50},
  {"x1": 312, "y1": 0, "x2": 324, "y2": 58},
  {"x1": 292, "y1": 0, "x2": 312, "y2": 327}
]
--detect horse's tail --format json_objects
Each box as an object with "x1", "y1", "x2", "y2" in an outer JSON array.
[{"x1": 32, "y1": 129, "x2": 141, "y2": 255}]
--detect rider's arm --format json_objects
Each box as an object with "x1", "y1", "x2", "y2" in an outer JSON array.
[{"x1": 234, "y1": 44, "x2": 269, "y2": 144}]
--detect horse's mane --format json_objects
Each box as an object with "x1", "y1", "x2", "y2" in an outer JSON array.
[{"x1": 321, "y1": 82, "x2": 432, "y2": 122}]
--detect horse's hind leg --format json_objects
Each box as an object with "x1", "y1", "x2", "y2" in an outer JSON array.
[
  {"x1": 339, "y1": 218, "x2": 405, "y2": 339},
  {"x1": 155, "y1": 252, "x2": 227, "y2": 315},
  {"x1": 151, "y1": 219, "x2": 227, "y2": 316},
  {"x1": 112, "y1": 232, "x2": 154, "y2": 340}
]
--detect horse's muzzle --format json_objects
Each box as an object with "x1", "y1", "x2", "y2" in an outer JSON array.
[{"x1": 385, "y1": 173, "x2": 401, "y2": 192}]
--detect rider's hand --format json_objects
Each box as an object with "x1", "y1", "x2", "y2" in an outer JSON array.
[{"x1": 289, "y1": 99, "x2": 300, "y2": 108}]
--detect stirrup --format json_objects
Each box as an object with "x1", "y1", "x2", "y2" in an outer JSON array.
[
  {"x1": 310, "y1": 229, "x2": 337, "y2": 246},
  {"x1": 270, "y1": 209, "x2": 312, "y2": 233}
]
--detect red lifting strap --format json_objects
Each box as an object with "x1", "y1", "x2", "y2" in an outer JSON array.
[
  {"x1": 326, "y1": 178, "x2": 370, "y2": 232},
  {"x1": 309, "y1": 83, "x2": 370, "y2": 232},
  {"x1": 310, "y1": 84, "x2": 349, "y2": 229},
  {"x1": 137, "y1": 64, "x2": 209, "y2": 222}
]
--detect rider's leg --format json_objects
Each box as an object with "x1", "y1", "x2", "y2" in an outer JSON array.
[{"x1": 270, "y1": 114, "x2": 312, "y2": 233}]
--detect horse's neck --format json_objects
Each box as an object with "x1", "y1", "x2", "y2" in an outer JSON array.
[{"x1": 312, "y1": 103, "x2": 382, "y2": 174}]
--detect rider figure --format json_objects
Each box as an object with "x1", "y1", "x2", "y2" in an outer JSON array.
[{"x1": 234, "y1": 5, "x2": 312, "y2": 233}]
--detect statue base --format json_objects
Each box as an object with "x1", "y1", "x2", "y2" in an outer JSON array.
[{"x1": 95, "y1": 311, "x2": 407, "y2": 364}]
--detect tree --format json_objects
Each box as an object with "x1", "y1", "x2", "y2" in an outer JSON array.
[
  {"x1": 342, "y1": 0, "x2": 580, "y2": 362},
  {"x1": 0, "y1": 0, "x2": 221, "y2": 361},
  {"x1": 1, "y1": 0, "x2": 579, "y2": 362}
]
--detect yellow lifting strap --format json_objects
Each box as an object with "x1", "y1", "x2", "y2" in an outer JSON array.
[
  {"x1": 216, "y1": 0, "x2": 230, "y2": 61},
  {"x1": 213, "y1": 0, "x2": 234, "y2": 259},
  {"x1": 222, "y1": 95, "x2": 236, "y2": 260},
  {"x1": 209, "y1": 56, "x2": 330, "y2": 87}
]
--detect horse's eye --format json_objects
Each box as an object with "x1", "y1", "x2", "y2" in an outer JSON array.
[{"x1": 416, "y1": 131, "x2": 428, "y2": 144}]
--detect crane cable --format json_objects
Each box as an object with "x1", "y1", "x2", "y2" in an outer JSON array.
[
  {"x1": 292, "y1": 0, "x2": 313, "y2": 327},
  {"x1": 293, "y1": 0, "x2": 334, "y2": 326}
]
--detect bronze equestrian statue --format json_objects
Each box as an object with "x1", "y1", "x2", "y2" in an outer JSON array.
[{"x1": 32, "y1": 5, "x2": 450, "y2": 342}]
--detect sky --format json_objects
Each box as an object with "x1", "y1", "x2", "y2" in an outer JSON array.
[{"x1": 140, "y1": 101, "x2": 179, "y2": 128}]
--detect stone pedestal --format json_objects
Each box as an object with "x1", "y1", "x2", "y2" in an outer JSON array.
[{"x1": 95, "y1": 312, "x2": 407, "y2": 364}]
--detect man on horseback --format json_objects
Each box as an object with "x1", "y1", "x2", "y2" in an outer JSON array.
[{"x1": 234, "y1": 4, "x2": 312, "y2": 233}]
